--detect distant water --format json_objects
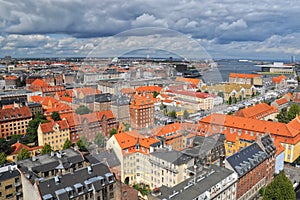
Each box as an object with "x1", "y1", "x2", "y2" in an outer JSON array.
[{"x1": 201, "y1": 60, "x2": 261, "y2": 84}]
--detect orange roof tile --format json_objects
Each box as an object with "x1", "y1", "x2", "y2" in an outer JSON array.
[
  {"x1": 275, "y1": 97, "x2": 288, "y2": 105},
  {"x1": 229, "y1": 73, "x2": 261, "y2": 79},
  {"x1": 235, "y1": 103, "x2": 278, "y2": 119},
  {"x1": 31, "y1": 79, "x2": 49, "y2": 87},
  {"x1": 4, "y1": 75, "x2": 18, "y2": 80},
  {"x1": 114, "y1": 131, "x2": 160, "y2": 155},
  {"x1": 0, "y1": 106, "x2": 32, "y2": 122},
  {"x1": 121, "y1": 87, "x2": 135, "y2": 94},
  {"x1": 40, "y1": 120, "x2": 69, "y2": 133},
  {"x1": 175, "y1": 77, "x2": 201, "y2": 85},
  {"x1": 135, "y1": 85, "x2": 162, "y2": 93},
  {"x1": 199, "y1": 113, "x2": 300, "y2": 145},
  {"x1": 73, "y1": 87, "x2": 100, "y2": 96},
  {"x1": 272, "y1": 75, "x2": 287, "y2": 83},
  {"x1": 10, "y1": 141, "x2": 43, "y2": 155}
]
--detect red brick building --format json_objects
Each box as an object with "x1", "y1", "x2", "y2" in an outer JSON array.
[
  {"x1": 225, "y1": 138, "x2": 276, "y2": 200},
  {"x1": 130, "y1": 94, "x2": 155, "y2": 129},
  {"x1": 0, "y1": 106, "x2": 32, "y2": 138},
  {"x1": 61, "y1": 110, "x2": 118, "y2": 143}
]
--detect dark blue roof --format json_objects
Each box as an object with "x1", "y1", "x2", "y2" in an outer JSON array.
[{"x1": 226, "y1": 143, "x2": 267, "y2": 177}]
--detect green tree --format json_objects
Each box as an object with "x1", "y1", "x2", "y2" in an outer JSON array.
[
  {"x1": 109, "y1": 128, "x2": 117, "y2": 137},
  {"x1": 41, "y1": 143, "x2": 52, "y2": 154},
  {"x1": 0, "y1": 138, "x2": 10, "y2": 154},
  {"x1": 17, "y1": 148, "x2": 30, "y2": 161},
  {"x1": 263, "y1": 172, "x2": 296, "y2": 200},
  {"x1": 169, "y1": 110, "x2": 177, "y2": 119},
  {"x1": 133, "y1": 183, "x2": 151, "y2": 196},
  {"x1": 62, "y1": 138, "x2": 72, "y2": 150},
  {"x1": 183, "y1": 110, "x2": 189, "y2": 119},
  {"x1": 26, "y1": 113, "x2": 48, "y2": 144},
  {"x1": 152, "y1": 91, "x2": 159, "y2": 98},
  {"x1": 287, "y1": 103, "x2": 300, "y2": 121},
  {"x1": 0, "y1": 152, "x2": 6, "y2": 164},
  {"x1": 276, "y1": 108, "x2": 290, "y2": 123},
  {"x1": 228, "y1": 96, "x2": 232, "y2": 105},
  {"x1": 76, "y1": 136, "x2": 88, "y2": 151},
  {"x1": 51, "y1": 111, "x2": 61, "y2": 121},
  {"x1": 94, "y1": 133, "x2": 106, "y2": 148},
  {"x1": 75, "y1": 105, "x2": 92, "y2": 115}
]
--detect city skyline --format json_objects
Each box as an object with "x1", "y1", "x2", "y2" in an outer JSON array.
[{"x1": 0, "y1": 0, "x2": 300, "y2": 60}]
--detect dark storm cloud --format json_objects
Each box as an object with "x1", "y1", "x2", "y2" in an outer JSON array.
[{"x1": 0, "y1": 0, "x2": 300, "y2": 58}]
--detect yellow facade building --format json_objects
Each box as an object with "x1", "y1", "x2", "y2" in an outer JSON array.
[{"x1": 38, "y1": 120, "x2": 70, "y2": 151}]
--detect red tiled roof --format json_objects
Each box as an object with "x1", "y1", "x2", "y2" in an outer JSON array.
[
  {"x1": 235, "y1": 103, "x2": 278, "y2": 119},
  {"x1": 135, "y1": 85, "x2": 162, "y2": 93},
  {"x1": 73, "y1": 87, "x2": 100, "y2": 96},
  {"x1": 175, "y1": 77, "x2": 201, "y2": 85},
  {"x1": 113, "y1": 131, "x2": 160, "y2": 155},
  {"x1": 199, "y1": 113, "x2": 300, "y2": 145},
  {"x1": 10, "y1": 141, "x2": 42, "y2": 155},
  {"x1": 229, "y1": 73, "x2": 261, "y2": 79},
  {"x1": 0, "y1": 106, "x2": 32, "y2": 122},
  {"x1": 40, "y1": 120, "x2": 69, "y2": 133},
  {"x1": 31, "y1": 79, "x2": 49, "y2": 87},
  {"x1": 275, "y1": 97, "x2": 288, "y2": 105},
  {"x1": 272, "y1": 75, "x2": 286, "y2": 84},
  {"x1": 130, "y1": 94, "x2": 155, "y2": 107},
  {"x1": 4, "y1": 76, "x2": 18, "y2": 80}
]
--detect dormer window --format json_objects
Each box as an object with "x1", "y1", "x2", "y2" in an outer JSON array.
[{"x1": 135, "y1": 144, "x2": 140, "y2": 151}]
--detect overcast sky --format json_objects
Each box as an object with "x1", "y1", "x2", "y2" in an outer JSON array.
[{"x1": 0, "y1": 0, "x2": 300, "y2": 60}]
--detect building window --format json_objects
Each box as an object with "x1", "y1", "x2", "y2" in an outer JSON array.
[{"x1": 5, "y1": 184, "x2": 12, "y2": 190}]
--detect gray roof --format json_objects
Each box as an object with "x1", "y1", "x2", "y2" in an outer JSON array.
[
  {"x1": 156, "y1": 165, "x2": 235, "y2": 200},
  {"x1": 150, "y1": 149, "x2": 193, "y2": 165},
  {"x1": 111, "y1": 95, "x2": 130, "y2": 106},
  {"x1": 182, "y1": 134, "x2": 224, "y2": 158},
  {"x1": 86, "y1": 150, "x2": 121, "y2": 168},
  {"x1": 226, "y1": 143, "x2": 268, "y2": 177},
  {"x1": 0, "y1": 168, "x2": 20, "y2": 182},
  {"x1": 38, "y1": 163, "x2": 115, "y2": 200},
  {"x1": 18, "y1": 148, "x2": 84, "y2": 183}
]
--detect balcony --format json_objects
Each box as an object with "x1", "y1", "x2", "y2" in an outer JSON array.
[
  {"x1": 149, "y1": 159, "x2": 178, "y2": 174},
  {"x1": 14, "y1": 182, "x2": 21, "y2": 187}
]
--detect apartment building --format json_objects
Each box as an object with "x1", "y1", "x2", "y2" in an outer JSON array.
[
  {"x1": 150, "y1": 165, "x2": 237, "y2": 200},
  {"x1": 229, "y1": 73, "x2": 263, "y2": 87},
  {"x1": 199, "y1": 113, "x2": 300, "y2": 163},
  {"x1": 111, "y1": 95, "x2": 130, "y2": 124},
  {"x1": 106, "y1": 131, "x2": 161, "y2": 185},
  {"x1": 205, "y1": 83, "x2": 255, "y2": 101},
  {"x1": 225, "y1": 141, "x2": 276, "y2": 200},
  {"x1": 0, "y1": 106, "x2": 32, "y2": 139},
  {"x1": 61, "y1": 110, "x2": 118, "y2": 143},
  {"x1": 182, "y1": 134, "x2": 226, "y2": 167},
  {"x1": 0, "y1": 164, "x2": 22, "y2": 200},
  {"x1": 164, "y1": 90, "x2": 214, "y2": 111},
  {"x1": 37, "y1": 120, "x2": 70, "y2": 151},
  {"x1": 38, "y1": 163, "x2": 116, "y2": 200},
  {"x1": 130, "y1": 94, "x2": 155, "y2": 129},
  {"x1": 235, "y1": 103, "x2": 278, "y2": 120},
  {"x1": 17, "y1": 148, "x2": 117, "y2": 200},
  {"x1": 149, "y1": 149, "x2": 194, "y2": 189},
  {"x1": 4, "y1": 75, "x2": 18, "y2": 89}
]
